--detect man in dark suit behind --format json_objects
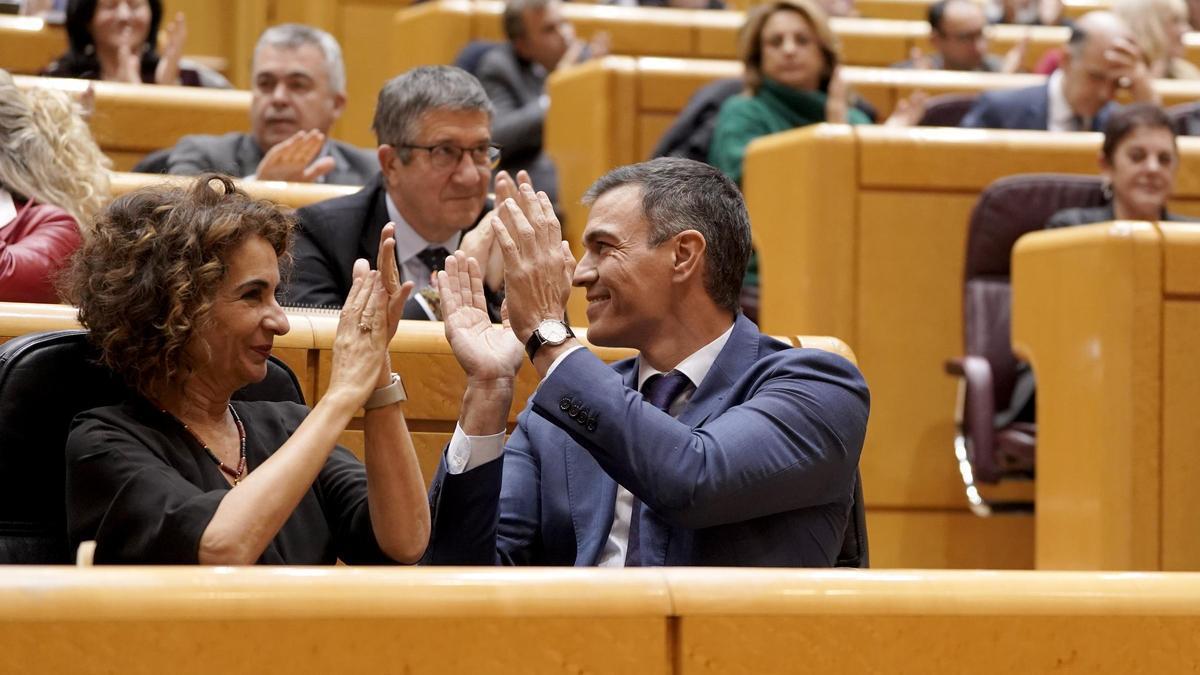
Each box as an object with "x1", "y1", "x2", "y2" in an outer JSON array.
[
  {"x1": 283, "y1": 66, "x2": 502, "y2": 320},
  {"x1": 165, "y1": 24, "x2": 378, "y2": 186},
  {"x1": 477, "y1": 0, "x2": 607, "y2": 205},
  {"x1": 960, "y1": 11, "x2": 1156, "y2": 132},
  {"x1": 425, "y1": 158, "x2": 870, "y2": 567}
]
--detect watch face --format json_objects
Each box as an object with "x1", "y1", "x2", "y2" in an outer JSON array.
[{"x1": 538, "y1": 320, "x2": 569, "y2": 344}]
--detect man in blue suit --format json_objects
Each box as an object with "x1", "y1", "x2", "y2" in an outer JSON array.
[
  {"x1": 424, "y1": 158, "x2": 870, "y2": 567},
  {"x1": 960, "y1": 12, "x2": 1156, "y2": 132}
]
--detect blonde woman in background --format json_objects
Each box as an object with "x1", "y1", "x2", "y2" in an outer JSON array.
[
  {"x1": 0, "y1": 69, "x2": 110, "y2": 303},
  {"x1": 1114, "y1": 0, "x2": 1200, "y2": 78}
]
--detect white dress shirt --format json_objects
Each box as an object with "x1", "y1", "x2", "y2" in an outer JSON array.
[
  {"x1": 444, "y1": 322, "x2": 736, "y2": 567},
  {"x1": 1046, "y1": 70, "x2": 1088, "y2": 132},
  {"x1": 384, "y1": 193, "x2": 461, "y2": 295}
]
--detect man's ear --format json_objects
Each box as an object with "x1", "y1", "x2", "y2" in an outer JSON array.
[
  {"x1": 330, "y1": 91, "x2": 347, "y2": 120},
  {"x1": 672, "y1": 230, "x2": 708, "y2": 283},
  {"x1": 378, "y1": 145, "x2": 399, "y2": 183}
]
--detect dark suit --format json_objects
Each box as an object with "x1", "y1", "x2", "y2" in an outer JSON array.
[
  {"x1": 425, "y1": 315, "x2": 871, "y2": 567},
  {"x1": 1046, "y1": 204, "x2": 1197, "y2": 228},
  {"x1": 476, "y1": 45, "x2": 558, "y2": 203},
  {"x1": 959, "y1": 83, "x2": 1114, "y2": 131},
  {"x1": 165, "y1": 132, "x2": 379, "y2": 186},
  {"x1": 285, "y1": 174, "x2": 499, "y2": 320}
]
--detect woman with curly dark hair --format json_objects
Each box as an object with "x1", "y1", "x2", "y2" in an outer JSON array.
[
  {"x1": 43, "y1": 0, "x2": 228, "y2": 87},
  {"x1": 60, "y1": 174, "x2": 429, "y2": 564}
]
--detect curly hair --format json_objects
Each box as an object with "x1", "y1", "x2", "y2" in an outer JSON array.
[
  {"x1": 60, "y1": 174, "x2": 294, "y2": 398},
  {"x1": 0, "y1": 69, "x2": 110, "y2": 227}
]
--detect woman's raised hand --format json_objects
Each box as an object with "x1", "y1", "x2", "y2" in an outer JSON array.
[
  {"x1": 824, "y1": 68, "x2": 849, "y2": 123},
  {"x1": 155, "y1": 12, "x2": 188, "y2": 85},
  {"x1": 375, "y1": 223, "x2": 416, "y2": 343},
  {"x1": 328, "y1": 269, "x2": 392, "y2": 406}
]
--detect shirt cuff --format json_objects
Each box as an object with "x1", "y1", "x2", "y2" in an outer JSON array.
[{"x1": 444, "y1": 422, "x2": 506, "y2": 475}]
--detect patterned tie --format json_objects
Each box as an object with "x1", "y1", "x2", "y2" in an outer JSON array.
[
  {"x1": 626, "y1": 370, "x2": 693, "y2": 567},
  {"x1": 413, "y1": 247, "x2": 451, "y2": 320},
  {"x1": 415, "y1": 246, "x2": 451, "y2": 276}
]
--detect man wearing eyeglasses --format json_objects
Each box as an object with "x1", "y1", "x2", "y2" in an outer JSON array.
[
  {"x1": 285, "y1": 66, "x2": 504, "y2": 320},
  {"x1": 894, "y1": 0, "x2": 1005, "y2": 72}
]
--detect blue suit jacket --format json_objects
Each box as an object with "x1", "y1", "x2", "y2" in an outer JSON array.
[
  {"x1": 424, "y1": 315, "x2": 870, "y2": 567},
  {"x1": 959, "y1": 83, "x2": 1114, "y2": 131}
]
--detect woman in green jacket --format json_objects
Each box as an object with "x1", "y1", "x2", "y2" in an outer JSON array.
[{"x1": 710, "y1": 0, "x2": 923, "y2": 291}]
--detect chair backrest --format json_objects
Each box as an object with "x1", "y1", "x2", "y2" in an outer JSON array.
[
  {"x1": 918, "y1": 93, "x2": 978, "y2": 127},
  {"x1": 650, "y1": 77, "x2": 744, "y2": 162},
  {"x1": 1166, "y1": 100, "x2": 1200, "y2": 136},
  {"x1": 963, "y1": 174, "x2": 1104, "y2": 411},
  {"x1": 0, "y1": 329, "x2": 304, "y2": 563},
  {"x1": 453, "y1": 40, "x2": 501, "y2": 77},
  {"x1": 836, "y1": 470, "x2": 869, "y2": 568}
]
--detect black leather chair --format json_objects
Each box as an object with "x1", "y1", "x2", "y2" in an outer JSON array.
[
  {"x1": 0, "y1": 329, "x2": 305, "y2": 563},
  {"x1": 945, "y1": 174, "x2": 1105, "y2": 516},
  {"x1": 836, "y1": 471, "x2": 868, "y2": 568},
  {"x1": 918, "y1": 93, "x2": 978, "y2": 127},
  {"x1": 1166, "y1": 100, "x2": 1200, "y2": 136}
]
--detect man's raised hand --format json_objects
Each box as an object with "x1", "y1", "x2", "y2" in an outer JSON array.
[{"x1": 438, "y1": 252, "x2": 524, "y2": 383}]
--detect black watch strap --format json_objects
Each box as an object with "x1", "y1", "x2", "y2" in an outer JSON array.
[{"x1": 525, "y1": 321, "x2": 574, "y2": 361}]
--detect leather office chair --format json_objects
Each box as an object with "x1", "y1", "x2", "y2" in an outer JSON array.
[
  {"x1": 945, "y1": 174, "x2": 1105, "y2": 516},
  {"x1": 1166, "y1": 100, "x2": 1200, "y2": 136},
  {"x1": 0, "y1": 329, "x2": 305, "y2": 563},
  {"x1": 918, "y1": 93, "x2": 978, "y2": 127},
  {"x1": 836, "y1": 471, "x2": 868, "y2": 567}
]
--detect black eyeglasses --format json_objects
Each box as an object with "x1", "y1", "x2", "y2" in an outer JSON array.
[{"x1": 400, "y1": 143, "x2": 502, "y2": 170}]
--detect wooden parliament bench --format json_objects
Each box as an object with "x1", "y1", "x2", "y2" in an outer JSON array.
[
  {"x1": 366, "y1": 0, "x2": 1198, "y2": 150},
  {"x1": 2, "y1": 567, "x2": 1200, "y2": 674},
  {"x1": 740, "y1": 125, "x2": 1200, "y2": 569},
  {"x1": 544, "y1": 54, "x2": 1200, "y2": 260},
  {"x1": 108, "y1": 172, "x2": 359, "y2": 209},
  {"x1": 1012, "y1": 222, "x2": 1200, "y2": 571},
  {"x1": 0, "y1": 15, "x2": 64, "y2": 75},
  {"x1": 854, "y1": 0, "x2": 1107, "y2": 20},
  {"x1": 12, "y1": 75, "x2": 250, "y2": 171}
]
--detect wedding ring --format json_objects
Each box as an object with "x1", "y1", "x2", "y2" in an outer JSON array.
[{"x1": 358, "y1": 321, "x2": 372, "y2": 333}]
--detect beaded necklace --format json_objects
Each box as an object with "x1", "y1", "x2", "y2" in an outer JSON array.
[{"x1": 162, "y1": 403, "x2": 248, "y2": 486}]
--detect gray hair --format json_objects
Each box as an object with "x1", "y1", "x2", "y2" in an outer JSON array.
[
  {"x1": 503, "y1": 0, "x2": 554, "y2": 41},
  {"x1": 254, "y1": 24, "x2": 346, "y2": 95},
  {"x1": 372, "y1": 66, "x2": 494, "y2": 151},
  {"x1": 583, "y1": 158, "x2": 751, "y2": 314}
]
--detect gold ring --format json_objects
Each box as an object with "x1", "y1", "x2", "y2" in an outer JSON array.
[{"x1": 358, "y1": 322, "x2": 371, "y2": 333}]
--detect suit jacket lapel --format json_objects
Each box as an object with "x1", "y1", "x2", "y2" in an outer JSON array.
[
  {"x1": 358, "y1": 177, "x2": 392, "y2": 276},
  {"x1": 678, "y1": 315, "x2": 759, "y2": 427},
  {"x1": 1028, "y1": 84, "x2": 1051, "y2": 130},
  {"x1": 236, "y1": 134, "x2": 266, "y2": 178}
]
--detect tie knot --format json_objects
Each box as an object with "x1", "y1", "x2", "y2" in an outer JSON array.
[
  {"x1": 416, "y1": 247, "x2": 451, "y2": 274},
  {"x1": 641, "y1": 371, "x2": 692, "y2": 413}
]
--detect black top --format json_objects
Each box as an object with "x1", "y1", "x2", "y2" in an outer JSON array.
[
  {"x1": 65, "y1": 398, "x2": 394, "y2": 565},
  {"x1": 1046, "y1": 204, "x2": 1199, "y2": 229}
]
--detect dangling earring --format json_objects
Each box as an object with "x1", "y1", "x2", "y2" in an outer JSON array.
[{"x1": 1101, "y1": 179, "x2": 1114, "y2": 202}]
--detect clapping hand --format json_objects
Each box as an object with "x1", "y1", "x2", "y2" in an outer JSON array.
[
  {"x1": 374, "y1": 222, "x2": 415, "y2": 344},
  {"x1": 154, "y1": 12, "x2": 187, "y2": 85},
  {"x1": 459, "y1": 169, "x2": 533, "y2": 292},
  {"x1": 824, "y1": 67, "x2": 849, "y2": 123},
  {"x1": 438, "y1": 252, "x2": 524, "y2": 383},
  {"x1": 328, "y1": 270, "x2": 391, "y2": 405},
  {"x1": 491, "y1": 184, "x2": 577, "y2": 344},
  {"x1": 255, "y1": 130, "x2": 337, "y2": 183}
]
